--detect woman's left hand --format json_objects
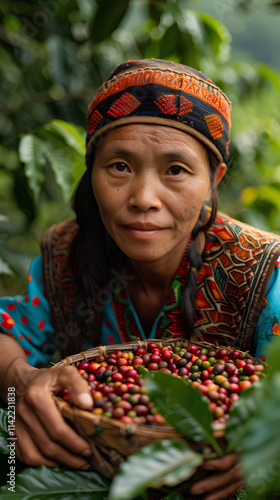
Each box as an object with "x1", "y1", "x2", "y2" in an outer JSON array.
[{"x1": 189, "y1": 452, "x2": 244, "y2": 500}]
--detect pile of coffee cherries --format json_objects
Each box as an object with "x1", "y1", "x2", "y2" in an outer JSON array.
[{"x1": 59, "y1": 342, "x2": 264, "y2": 425}]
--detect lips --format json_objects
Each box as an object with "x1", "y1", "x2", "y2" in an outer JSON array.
[{"x1": 125, "y1": 222, "x2": 163, "y2": 231}]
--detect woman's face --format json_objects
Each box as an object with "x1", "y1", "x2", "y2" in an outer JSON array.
[{"x1": 91, "y1": 124, "x2": 224, "y2": 265}]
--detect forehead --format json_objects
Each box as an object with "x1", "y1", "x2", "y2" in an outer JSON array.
[{"x1": 96, "y1": 123, "x2": 209, "y2": 160}]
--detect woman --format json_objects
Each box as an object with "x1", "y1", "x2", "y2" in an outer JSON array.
[{"x1": 1, "y1": 59, "x2": 280, "y2": 499}]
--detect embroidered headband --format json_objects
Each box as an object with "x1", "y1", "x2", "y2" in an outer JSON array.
[{"x1": 86, "y1": 59, "x2": 232, "y2": 163}]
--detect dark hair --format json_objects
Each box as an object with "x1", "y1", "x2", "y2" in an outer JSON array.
[
  {"x1": 69, "y1": 145, "x2": 222, "y2": 344},
  {"x1": 180, "y1": 150, "x2": 220, "y2": 337}
]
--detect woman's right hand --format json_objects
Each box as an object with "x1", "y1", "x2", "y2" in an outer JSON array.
[{"x1": 13, "y1": 363, "x2": 94, "y2": 469}]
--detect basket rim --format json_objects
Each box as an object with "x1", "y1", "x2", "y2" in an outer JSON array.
[{"x1": 52, "y1": 337, "x2": 259, "y2": 368}]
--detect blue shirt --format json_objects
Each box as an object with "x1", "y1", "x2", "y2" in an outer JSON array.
[{"x1": 1, "y1": 255, "x2": 280, "y2": 366}]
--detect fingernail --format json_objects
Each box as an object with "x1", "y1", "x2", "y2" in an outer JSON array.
[
  {"x1": 76, "y1": 392, "x2": 93, "y2": 408},
  {"x1": 81, "y1": 463, "x2": 91, "y2": 471},
  {"x1": 81, "y1": 448, "x2": 92, "y2": 457}
]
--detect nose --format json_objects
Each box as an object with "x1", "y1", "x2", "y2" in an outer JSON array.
[{"x1": 128, "y1": 174, "x2": 162, "y2": 212}]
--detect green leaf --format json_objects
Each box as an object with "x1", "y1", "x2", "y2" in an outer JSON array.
[
  {"x1": 40, "y1": 141, "x2": 74, "y2": 202},
  {"x1": 145, "y1": 372, "x2": 221, "y2": 455},
  {"x1": 232, "y1": 373, "x2": 280, "y2": 499},
  {"x1": 162, "y1": 494, "x2": 184, "y2": 500},
  {"x1": 13, "y1": 169, "x2": 36, "y2": 222},
  {"x1": 18, "y1": 135, "x2": 46, "y2": 200},
  {"x1": 235, "y1": 490, "x2": 253, "y2": 500},
  {"x1": 0, "y1": 465, "x2": 110, "y2": 499},
  {"x1": 40, "y1": 120, "x2": 86, "y2": 191},
  {"x1": 0, "y1": 408, "x2": 9, "y2": 455},
  {"x1": 159, "y1": 24, "x2": 180, "y2": 59},
  {"x1": 0, "y1": 257, "x2": 13, "y2": 276},
  {"x1": 264, "y1": 335, "x2": 280, "y2": 375},
  {"x1": 196, "y1": 11, "x2": 231, "y2": 56},
  {"x1": 92, "y1": 0, "x2": 129, "y2": 43},
  {"x1": 43, "y1": 121, "x2": 86, "y2": 156},
  {"x1": 226, "y1": 381, "x2": 265, "y2": 452},
  {"x1": 108, "y1": 439, "x2": 203, "y2": 500}
]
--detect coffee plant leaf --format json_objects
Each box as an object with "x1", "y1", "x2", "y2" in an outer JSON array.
[
  {"x1": 162, "y1": 494, "x2": 184, "y2": 500},
  {"x1": 42, "y1": 121, "x2": 86, "y2": 156},
  {"x1": 0, "y1": 257, "x2": 13, "y2": 276},
  {"x1": 92, "y1": 0, "x2": 129, "y2": 43},
  {"x1": 108, "y1": 439, "x2": 203, "y2": 500},
  {"x1": 144, "y1": 372, "x2": 221, "y2": 454},
  {"x1": 36, "y1": 125, "x2": 86, "y2": 193},
  {"x1": 0, "y1": 407, "x2": 9, "y2": 455},
  {"x1": 18, "y1": 134, "x2": 47, "y2": 201},
  {"x1": 0, "y1": 465, "x2": 110, "y2": 500},
  {"x1": 233, "y1": 373, "x2": 280, "y2": 498},
  {"x1": 226, "y1": 380, "x2": 265, "y2": 452},
  {"x1": 39, "y1": 140, "x2": 74, "y2": 202},
  {"x1": 264, "y1": 335, "x2": 280, "y2": 375}
]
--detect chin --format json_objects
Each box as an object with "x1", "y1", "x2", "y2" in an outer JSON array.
[{"x1": 123, "y1": 249, "x2": 165, "y2": 263}]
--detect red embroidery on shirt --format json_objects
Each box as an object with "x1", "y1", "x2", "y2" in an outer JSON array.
[
  {"x1": 262, "y1": 298, "x2": 268, "y2": 308},
  {"x1": 0, "y1": 313, "x2": 15, "y2": 330},
  {"x1": 107, "y1": 336, "x2": 115, "y2": 344},
  {"x1": 27, "y1": 336, "x2": 32, "y2": 342},
  {"x1": 23, "y1": 349, "x2": 31, "y2": 356},
  {"x1": 105, "y1": 320, "x2": 112, "y2": 329},
  {"x1": 19, "y1": 334, "x2": 24, "y2": 340},
  {"x1": 21, "y1": 316, "x2": 28, "y2": 324},
  {"x1": 7, "y1": 303, "x2": 15, "y2": 312},
  {"x1": 38, "y1": 319, "x2": 45, "y2": 329},
  {"x1": 32, "y1": 296, "x2": 40, "y2": 307},
  {"x1": 272, "y1": 316, "x2": 280, "y2": 336}
]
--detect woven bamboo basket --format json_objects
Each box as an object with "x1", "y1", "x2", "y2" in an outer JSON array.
[{"x1": 53, "y1": 338, "x2": 262, "y2": 498}]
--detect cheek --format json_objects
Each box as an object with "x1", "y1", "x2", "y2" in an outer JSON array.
[
  {"x1": 169, "y1": 180, "x2": 210, "y2": 222},
  {"x1": 92, "y1": 177, "x2": 124, "y2": 220}
]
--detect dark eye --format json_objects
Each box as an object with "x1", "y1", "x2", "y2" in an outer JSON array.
[
  {"x1": 167, "y1": 165, "x2": 184, "y2": 176},
  {"x1": 113, "y1": 162, "x2": 129, "y2": 172}
]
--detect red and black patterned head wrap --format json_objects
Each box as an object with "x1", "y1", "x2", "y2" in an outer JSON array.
[{"x1": 86, "y1": 58, "x2": 231, "y2": 163}]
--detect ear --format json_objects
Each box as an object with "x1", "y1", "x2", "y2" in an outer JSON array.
[
  {"x1": 205, "y1": 162, "x2": 227, "y2": 202},
  {"x1": 213, "y1": 162, "x2": 227, "y2": 187}
]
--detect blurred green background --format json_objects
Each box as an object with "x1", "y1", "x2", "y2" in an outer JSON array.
[{"x1": 1, "y1": 0, "x2": 280, "y2": 295}]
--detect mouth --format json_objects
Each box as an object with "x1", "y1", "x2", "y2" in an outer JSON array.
[
  {"x1": 125, "y1": 222, "x2": 164, "y2": 231},
  {"x1": 123, "y1": 221, "x2": 166, "y2": 240}
]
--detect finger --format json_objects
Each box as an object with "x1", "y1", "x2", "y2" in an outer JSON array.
[
  {"x1": 190, "y1": 464, "x2": 243, "y2": 496},
  {"x1": 205, "y1": 480, "x2": 245, "y2": 500},
  {"x1": 202, "y1": 452, "x2": 239, "y2": 471},
  {"x1": 15, "y1": 422, "x2": 60, "y2": 467},
  {"x1": 50, "y1": 366, "x2": 93, "y2": 409},
  {"x1": 16, "y1": 411, "x2": 91, "y2": 469},
  {"x1": 19, "y1": 394, "x2": 92, "y2": 460}
]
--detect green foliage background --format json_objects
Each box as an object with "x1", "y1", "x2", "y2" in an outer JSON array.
[{"x1": 1, "y1": 0, "x2": 280, "y2": 295}]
